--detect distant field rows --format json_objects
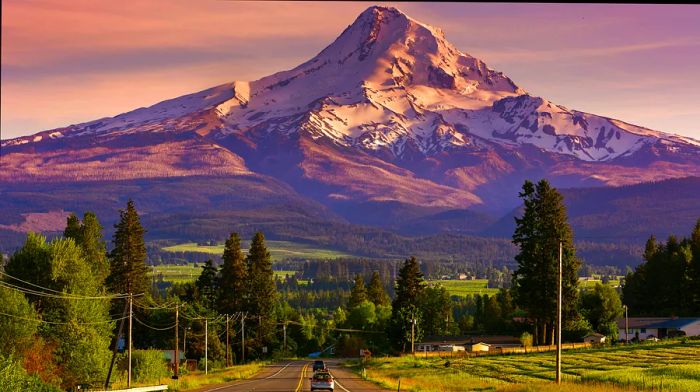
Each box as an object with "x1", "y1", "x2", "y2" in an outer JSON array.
[
  {"x1": 151, "y1": 264, "x2": 296, "y2": 283},
  {"x1": 161, "y1": 241, "x2": 356, "y2": 261},
  {"x1": 358, "y1": 340, "x2": 700, "y2": 392},
  {"x1": 429, "y1": 279, "x2": 499, "y2": 296}
]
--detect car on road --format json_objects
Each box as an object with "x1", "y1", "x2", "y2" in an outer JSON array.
[
  {"x1": 312, "y1": 360, "x2": 327, "y2": 372},
  {"x1": 310, "y1": 370, "x2": 334, "y2": 391}
]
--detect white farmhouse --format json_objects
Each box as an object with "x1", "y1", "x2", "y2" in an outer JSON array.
[{"x1": 616, "y1": 317, "x2": 700, "y2": 341}]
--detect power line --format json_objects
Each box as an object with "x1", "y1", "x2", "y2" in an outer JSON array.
[
  {"x1": 132, "y1": 300, "x2": 180, "y2": 310},
  {"x1": 0, "y1": 280, "x2": 132, "y2": 300},
  {"x1": 0, "y1": 271, "x2": 134, "y2": 299},
  {"x1": 134, "y1": 316, "x2": 176, "y2": 331},
  {"x1": 0, "y1": 310, "x2": 128, "y2": 325}
]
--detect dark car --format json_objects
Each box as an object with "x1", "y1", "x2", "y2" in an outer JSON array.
[{"x1": 312, "y1": 360, "x2": 327, "y2": 372}]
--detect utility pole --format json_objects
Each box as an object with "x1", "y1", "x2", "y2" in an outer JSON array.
[
  {"x1": 205, "y1": 318, "x2": 209, "y2": 375},
  {"x1": 624, "y1": 305, "x2": 629, "y2": 343},
  {"x1": 105, "y1": 300, "x2": 129, "y2": 389},
  {"x1": 410, "y1": 310, "x2": 416, "y2": 355},
  {"x1": 128, "y1": 293, "x2": 133, "y2": 388},
  {"x1": 556, "y1": 241, "x2": 562, "y2": 384},
  {"x1": 241, "y1": 313, "x2": 246, "y2": 363},
  {"x1": 283, "y1": 321, "x2": 287, "y2": 353},
  {"x1": 226, "y1": 315, "x2": 230, "y2": 367},
  {"x1": 174, "y1": 304, "x2": 179, "y2": 379}
]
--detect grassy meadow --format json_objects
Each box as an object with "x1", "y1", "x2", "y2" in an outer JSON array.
[
  {"x1": 428, "y1": 279, "x2": 500, "y2": 296},
  {"x1": 162, "y1": 240, "x2": 356, "y2": 261},
  {"x1": 354, "y1": 339, "x2": 700, "y2": 391},
  {"x1": 151, "y1": 264, "x2": 298, "y2": 283}
]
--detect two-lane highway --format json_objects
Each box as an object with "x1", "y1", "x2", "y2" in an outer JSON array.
[{"x1": 192, "y1": 359, "x2": 389, "y2": 392}]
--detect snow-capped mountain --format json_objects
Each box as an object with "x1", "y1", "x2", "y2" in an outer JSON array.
[{"x1": 3, "y1": 6, "x2": 700, "y2": 218}]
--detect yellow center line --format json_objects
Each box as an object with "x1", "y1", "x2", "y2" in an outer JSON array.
[{"x1": 296, "y1": 363, "x2": 309, "y2": 392}]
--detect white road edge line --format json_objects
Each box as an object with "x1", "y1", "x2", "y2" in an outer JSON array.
[
  {"x1": 334, "y1": 378, "x2": 351, "y2": 392},
  {"x1": 328, "y1": 368, "x2": 351, "y2": 392},
  {"x1": 203, "y1": 361, "x2": 295, "y2": 392}
]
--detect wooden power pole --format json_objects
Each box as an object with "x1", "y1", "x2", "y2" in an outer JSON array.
[
  {"x1": 241, "y1": 313, "x2": 246, "y2": 363},
  {"x1": 556, "y1": 241, "x2": 562, "y2": 384},
  {"x1": 226, "y1": 315, "x2": 230, "y2": 367},
  {"x1": 128, "y1": 293, "x2": 133, "y2": 388},
  {"x1": 174, "y1": 304, "x2": 179, "y2": 379}
]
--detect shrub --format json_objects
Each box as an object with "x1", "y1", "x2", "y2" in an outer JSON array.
[
  {"x1": 119, "y1": 350, "x2": 170, "y2": 384},
  {"x1": 0, "y1": 355, "x2": 61, "y2": 392},
  {"x1": 519, "y1": 332, "x2": 533, "y2": 348}
]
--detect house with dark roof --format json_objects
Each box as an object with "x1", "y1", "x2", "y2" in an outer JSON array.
[
  {"x1": 616, "y1": 317, "x2": 700, "y2": 341},
  {"x1": 416, "y1": 335, "x2": 521, "y2": 352}
]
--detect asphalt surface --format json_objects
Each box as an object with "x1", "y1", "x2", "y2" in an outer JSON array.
[{"x1": 193, "y1": 359, "x2": 389, "y2": 392}]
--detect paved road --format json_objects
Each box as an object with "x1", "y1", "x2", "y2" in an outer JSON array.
[{"x1": 193, "y1": 359, "x2": 388, "y2": 392}]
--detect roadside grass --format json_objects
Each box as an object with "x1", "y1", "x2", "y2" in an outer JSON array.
[
  {"x1": 110, "y1": 362, "x2": 266, "y2": 391},
  {"x1": 428, "y1": 279, "x2": 499, "y2": 296},
  {"x1": 166, "y1": 362, "x2": 266, "y2": 391},
  {"x1": 161, "y1": 240, "x2": 356, "y2": 261},
  {"x1": 352, "y1": 340, "x2": 700, "y2": 391}
]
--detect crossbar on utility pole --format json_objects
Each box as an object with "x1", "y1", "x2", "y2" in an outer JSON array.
[
  {"x1": 174, "y1": 304, "x2": 179, "y2": 379},
  {"x1": 128, "y1": 293, "x2": 133, "y2": 388},
  {"x1": 556, "y1": 241, "x2": 562, "y2": 384}
]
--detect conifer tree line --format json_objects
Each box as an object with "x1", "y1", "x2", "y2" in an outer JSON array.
[
  {"x1": 622, "y1": 219, "x2": 700, "y2": 316},
  {"x1": 2, "y1": 182, "x2": 696, "y2": 389}
]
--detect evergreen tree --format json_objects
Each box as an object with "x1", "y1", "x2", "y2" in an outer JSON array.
[
  {"x1": 389, "y1": 257, "x2": 425, "y2": 351},
  {"x1": 107, "y1": 199, "x2": 149, "y2": 295},
  {"x1": 196, "y1": 259, "x2": 218, "y2": 310},
  {"x1": 367, "y1": 271, "x2": 390, "y2": 306},
  {"x1": 348, "y1": 274, "x2": 368, "y2": 308},
  {"x1": 80, "y1": 212, "x2": 109, "y2": 280},
  {"x1": 511, "y1": 179, "x2": 581, "y2": 345},
  {"x1": 689, "y1": 219, "x2": 700, "y2": 313},
  {"x1": 218, "y1": 232, "x2": 248, "y2": 315},
  {"x1": 622, "y1": 226, "x2": 697, "y2": 316},
  {"x1": 421, "y1": 285, "x2": 452, "y2": 336},
  {"x1": 245, "y1": 232, "x2": 277, "y2": 357},
  {"x1": 392, "y1": 257, "x2": 425, "y2": 310},
  {"x1": 63, "y1": 213, "x2": 81, "y2": 241}
]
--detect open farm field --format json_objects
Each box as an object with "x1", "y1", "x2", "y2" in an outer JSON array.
[
  {"x1": 161, "y1": 240, "x2": 357, "y2": 261},
  {"x1": 428, "y1": 279, "x2": 500, "y2": 296},
  {"x1": 357, "y1": 339, "x2": 700, "y2": 391},
  {"x1": 151, "y1": 264, "x2": 297, "y2": 283}
]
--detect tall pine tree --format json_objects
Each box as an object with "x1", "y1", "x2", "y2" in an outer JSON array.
[
  {"x1": 367, "y1": 271, "x2": 390, "y2": 306},
  {"x1": 197, "y1": 259, "x2": 219, "y2": 310},
  {"x1": 348, "y1": 274, "x2": 368, "y2": 308},
  {"x1": 389, "y1": 256, "x2": 426, "y2": 351},
  {"x1": 245, "y1": 232, "x2": 277, "y2": 357},
  {"x1": 218, "y1": 232, "x2": 248, "y2": 315},
  {"x1": 511, "y1": 179, "x2": 580, "y2": 345},
  {"x1": 107, "y1": 199, "x2": 149, "y2": 295}
]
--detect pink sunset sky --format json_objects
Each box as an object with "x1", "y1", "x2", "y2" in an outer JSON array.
[{"x1": 2, "y1": 1, "x2": 699, "y2": 140}]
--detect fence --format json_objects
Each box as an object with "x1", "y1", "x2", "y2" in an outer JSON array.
[{"x1": 409, "y1": 342, "x2": 592, "y2": 359}]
